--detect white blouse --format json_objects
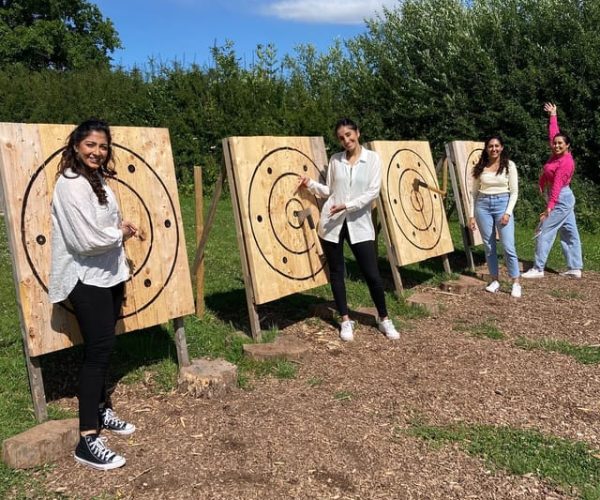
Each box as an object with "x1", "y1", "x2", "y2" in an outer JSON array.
[
  {"x1": 307, "y1": 146, "x2": 382, "y2": 244},
  {"x1": 48, "y1": 170, "x2": 130, "y2": 303}
]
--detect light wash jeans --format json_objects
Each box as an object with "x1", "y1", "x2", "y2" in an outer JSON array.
[
  {"x1": 534, "y1": 186, "x2": 583, "y2": 271},
  {"x1": 475, "y1": 193, "x2": 520, "y2": 279}
]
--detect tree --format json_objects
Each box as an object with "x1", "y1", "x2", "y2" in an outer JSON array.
[{"x1": 0, "y1": 0, "x2": 121, "y2": 70}]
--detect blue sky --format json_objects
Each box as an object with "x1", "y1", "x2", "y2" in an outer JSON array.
[{"x1": 94, "y1": 0, "x2": 398, "y2": 69}]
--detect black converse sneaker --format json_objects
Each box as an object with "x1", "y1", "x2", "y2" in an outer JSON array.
[
  {"x1": 74, "y1": 434, "x2": 126, "y2": 470},
  {"x1": 99, "y1": 407, "x2": 136, "y2": 435}
]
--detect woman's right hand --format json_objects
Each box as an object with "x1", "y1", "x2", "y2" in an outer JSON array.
[
  {"x1": 120, "y1": 221, "x2": 138, "y2": 241},
  {"x1": 296, "y1": 175, "x2": 310, "y2": 191},
  {"x1": 543, "y1": 102, "x2": 557, "y2": 116},
  {"x1": 468, "y1": 217, "x2": 477, "y2": 231}
]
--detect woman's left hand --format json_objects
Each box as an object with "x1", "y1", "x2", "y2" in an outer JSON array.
[
  {"x1": 539, "y1": 208, "x2": 551, "y2": 221},
  {"x1": 329, "y1": 204, "x2": 346, "y2": 216},
  {"x1": 500, "y1": 214, "x2": 510, "y2": 226}
]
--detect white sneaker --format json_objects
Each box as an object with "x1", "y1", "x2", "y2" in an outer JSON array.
[
  {"x1": 339, "y1": 320, "x2": 355, "y2": 342},
  {"x1": 560, "y1": 269, "x2": 582, "y2": 278},
  {"x1": 511, "y1": 283, "x2": 522, "y2": 298},
  {"x1": 377, "y1": 318, "x2": 400, "y2": 340},
  {"x1": 485, "y1": 280, "x2": 500, "y2": 293},
  {"x1": 522, "y1": 268, "x2": 544, "y2": 279}
]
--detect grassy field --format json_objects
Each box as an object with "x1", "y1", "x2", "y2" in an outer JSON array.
[{"x1": 0, "y1": 193, "x2": 598, "y2": 497}]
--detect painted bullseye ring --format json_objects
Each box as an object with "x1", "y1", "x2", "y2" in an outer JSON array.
[
  {"x1": 464, "y1": 148, "x2": 483, "y2": 207},
  {"x1": 248, "y1": 146, "x2": 326, "y2": 281},
  {"x1": 20, "y1": 143, "x2": 180, "y2": 318}
]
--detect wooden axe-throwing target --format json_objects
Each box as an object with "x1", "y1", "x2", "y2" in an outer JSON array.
[
  {"x1": 0, "y1": 123, "x2": 195, "y2": 358},
  {"x1": 445, "y1": 141, "x2": 484, "y2": 247},
  {"x1": 223, "y1": 137, "x2": 329, "y2": 337},
  {"x1": 367, "y1": 141, "x2": 454, "y2": 269}
]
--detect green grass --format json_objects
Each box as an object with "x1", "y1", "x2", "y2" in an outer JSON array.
[
  {"x1": 333, "y1": 390, "x2": 353, "y2": 402},
  {"x1": 407, "y1": 422, "x2": 600, "y2": 499},
  {"x1": 2, "y1": 193, "x2": 600, "y2": 496},
  {"x1": 453, "y1": 319, "x2": 505, "y2": 340},
  {"x1": 549, "y1": 289, "x2": 584, "y2": 300},
  {"x1": 515, "y1": 338, "x2": 600, "y2": 365}
]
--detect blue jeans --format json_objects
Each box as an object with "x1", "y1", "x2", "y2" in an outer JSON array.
[
  {"x1": 534, "y1": 187, "x2": 583, "y2": 271},
  {"x1": 475, "y1": 193, "x2": 520, "y2": 279}
]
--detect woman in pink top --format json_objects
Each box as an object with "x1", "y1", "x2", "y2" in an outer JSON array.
[{"x1": 522, "y1": 103, "x2": 583, "y2": 278}]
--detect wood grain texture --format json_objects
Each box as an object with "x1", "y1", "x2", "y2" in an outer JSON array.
[
  {"x1": 223, "y1": 136, "x2": 329, "y2": 305},
  {"x1": 367, "y1": 141, "x2": 454, "y2": 267},
  {"x1": 446, "y1": 141, "x2": 484, "y2": 246},
  {"x1": 0, "y1": 123, "x2": 195, "y2": 357}
]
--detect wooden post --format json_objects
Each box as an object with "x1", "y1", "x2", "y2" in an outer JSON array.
[
  {"x1": 172, "y1": 316, "x2": 190, "y2": 367},
  {"x1": 25, "y1": 352, "x2": 47, "y2": 422},
  {"x1": 193, "y1": 167, "x2": 205, "y2": 317},
  {"x1": 445, "y1": 144, "x2": 476, "y2": 271},
  {"x1": 191, "y1": 165, "x2": 225, "y2": 277}
]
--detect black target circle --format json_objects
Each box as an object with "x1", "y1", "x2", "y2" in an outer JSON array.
[
  {"x1": 20, "y1": 143, "x2": 180, "y2": 319},
  {"x1": 464, "y1": 147, "x2": 483, "y2": 208},
  {"x1": 386, "y1": 149, "x2": 446, "y2": 251},
  {"x1": 248, "y1": 147, "x2": 326, "y2": 280}
]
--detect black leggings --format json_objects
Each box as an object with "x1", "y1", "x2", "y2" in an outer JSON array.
[
  {"x1": 68, "y1": 280, "x2": 124, "y2": 432},
  {"x1": 321, "y1": 222, "x2": 388, "y2": 319}
]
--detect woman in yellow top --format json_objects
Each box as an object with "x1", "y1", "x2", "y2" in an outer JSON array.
[{"x1": 469, "y1": 136, "x2": 521, "y2": 298}]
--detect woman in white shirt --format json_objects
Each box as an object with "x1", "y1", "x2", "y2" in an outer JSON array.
[
  {"x1": 468, "y1": 136, "x2": 521, "y2": 298},
  {"x1": 298, "y1": 118, "x2": 399, "y2": 342},
  {"x1": 49, "y1": 119, "x2": 137, "y2": 470}
]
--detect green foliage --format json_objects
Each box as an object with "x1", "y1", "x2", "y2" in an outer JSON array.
[
  {"x1": 408, "y1": 422, "x2": 600, "y2": 498},
  {"x1": 0, "y1": 0, "x2": 121, "y2": 70}
]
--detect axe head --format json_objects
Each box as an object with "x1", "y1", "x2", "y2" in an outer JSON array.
[
  {"x1": 295, "y1": 208, "x2": 315, "y2": 229},
  {"x1": 413, "y1": 178, "x2": 428, "y2": 191}
]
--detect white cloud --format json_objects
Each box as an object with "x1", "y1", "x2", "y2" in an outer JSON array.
[{"x1": 261, "y1": 0, "x2": 399, "y2": 25}]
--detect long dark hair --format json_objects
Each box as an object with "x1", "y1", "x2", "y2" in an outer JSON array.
[
  {"x1": 334, "y1": 117, "x2": 359, "y2": 135},
  {"x1": 58, "y1": 119, "x2": 116, "y2": 205},
  {"x1": 472, "y1": 135, "x2": 510, "y2": 179}
]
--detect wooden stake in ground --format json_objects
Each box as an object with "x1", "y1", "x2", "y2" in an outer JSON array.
[{"x1": 194, "y1": 166, "x2": 205, "y2": 317}]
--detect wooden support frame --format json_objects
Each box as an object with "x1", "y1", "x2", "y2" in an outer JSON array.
[
  {"x1": 222, "y1": 140, "x2": 262, "y2": 339},
  {"x1": 445, "y1": 142, "x2": 481, "y2": 272},
  {"x1": 194, "y1": 167, "x2": 205, "y2": 316}
]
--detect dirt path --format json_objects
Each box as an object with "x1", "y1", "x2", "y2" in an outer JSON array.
[{"x1": 41, "y1": 271, "x2": 599, "y2": 499}]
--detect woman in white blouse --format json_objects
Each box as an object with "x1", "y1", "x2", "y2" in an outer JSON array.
[
  {"x1": 298, "y1": 118, "x2": 399, "y2": 342},
  {"x1": 468, "y1": 136, "x2": 521, "y2": 298},
  {"x1": 49, "y1": 119, "x2": 137, "y2": 470}
]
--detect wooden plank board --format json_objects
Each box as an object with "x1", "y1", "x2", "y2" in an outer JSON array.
[
  {"x1": 445, "y1": 141, "x2": 484, "y2": 246},
  {"x1": 223, "y1": 136, "x2": 329, "y2": 305},
  {"x1": 367, "y1": 141, "x2": 454, "y2": 266},
  {"x1": 0, "y1": 123, "x2": 195, "y2": 357}
]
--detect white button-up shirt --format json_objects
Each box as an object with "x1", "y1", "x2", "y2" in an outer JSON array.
[
  {"x1": 307, "y1": 146, "x2": 382, "y2": 244},
  {"x1": 48, "y1": 170, "x2": 130, "y2": 303}
]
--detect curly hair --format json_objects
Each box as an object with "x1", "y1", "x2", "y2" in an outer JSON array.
[
  {"x1": 472, "y1": 136, "x2": 510, "y2": 179},
  {"x1": 57, "y1": 119, "x2": 116, "y2": 205}
]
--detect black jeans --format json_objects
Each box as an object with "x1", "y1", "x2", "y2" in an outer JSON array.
[
  {"x1": 321, "y1": 221, "x2": 388, "y2": 319},
  {"x1": 68, "y1": 280, "x2": 124, "y2": 432}
]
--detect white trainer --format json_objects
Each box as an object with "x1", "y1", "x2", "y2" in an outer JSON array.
[
  {"x1": 560, "y1": 269, "x2": 582, "y2": 278},
  {"x1": 378, "y1": 318, "x2": 400, "y2": 340},
  {"x1": 485, "y1": 280, "x2": 500, "y2": 293},
  {"x1": 522, "y1": 268, "x2": 544, "y2": 279},
  {"x1": 339, "y1": 320, "x2": 355, "y2": 342},
  {"x1": 511, "y1": 283, "x2": 522, "y2": 298}
]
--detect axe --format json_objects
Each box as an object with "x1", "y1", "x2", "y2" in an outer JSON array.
[
  {"x1": 412, "y1": 178, "x2": 446, "y2": 196},
  {"x1": 295, "y1": 208, "x2": 324, "y2": 256}
]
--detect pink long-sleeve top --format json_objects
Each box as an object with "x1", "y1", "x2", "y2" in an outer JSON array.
[{"x1": 538, "y1": 114, "x2": 575, "y2": 211}]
